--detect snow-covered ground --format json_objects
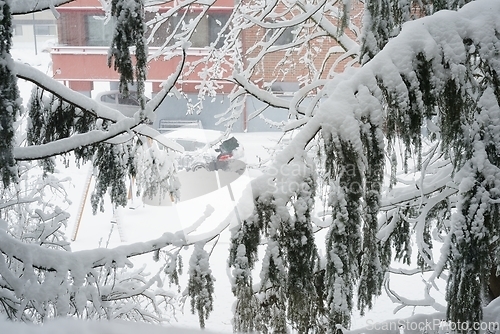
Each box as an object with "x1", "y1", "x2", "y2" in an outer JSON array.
[{"x1": 3, "y1": 43, "x2": 461, "y2": 334}]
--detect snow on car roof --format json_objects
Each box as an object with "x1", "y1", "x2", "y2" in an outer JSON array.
[{"x1": 161, "y1": 128, "x2": 227, "y2": 143}]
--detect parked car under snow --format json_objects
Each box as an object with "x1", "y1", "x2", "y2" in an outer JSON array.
[
  {"x1": 156, "y1": 128, "x2": 245, "y2": 174},
  {"x1": 95, "y1": 90, "x2": 149, "y2": 118}
]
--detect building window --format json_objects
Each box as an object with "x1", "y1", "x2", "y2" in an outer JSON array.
[
  {"x1": 34, "y1": 25, "x2": 56, "y2": 36},
  {"x1": 208, "y1": 14, "x2": 229, "y2": 48},
  {"x1": 265, "y1": 23, "x2": 297, "y2": 46},
  {"x1": 86, "y1": 15, "x2": 116, "y2": 46},
  {"x1": 148, "y1": 12, "x2": 230, "y2": 48}
]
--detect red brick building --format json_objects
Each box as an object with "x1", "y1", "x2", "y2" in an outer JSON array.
[
  {"x1": 53, "y1": 0, "x2": 235, "y2": 94},
  {"x1": 51, "y1": 0, "x2": 361, "y2": 130}
]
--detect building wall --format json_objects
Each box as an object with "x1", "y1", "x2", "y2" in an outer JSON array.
[
  {"x1": 152, "y1": 94, "x2": 289, "y2": 132},
  {"x1": 240, "y1": 1, "x2": 363, "y2": 87},
  {"x1": 50, "y1": 0, "x2": 362, "y2": 131},
  {"x1": 52, "y1": 0, "x2": 234, "y2": 89},
  {"x1": 13, "y1": 10, "x2": 58, "y2": 52}
]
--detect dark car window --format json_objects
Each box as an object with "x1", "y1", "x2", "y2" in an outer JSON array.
[
  {"x1": 158, "y1": 139, "x2": 205, "y2": 152},
  {"x1": 176, "y1": 140, "x2": 206, "y2": 152},
  {"x1": 118, "y1": 94, "x2": 140, "y2": 106},
  {"x1": 101, "y1": 93, "x2": 116, "y2": 104}
]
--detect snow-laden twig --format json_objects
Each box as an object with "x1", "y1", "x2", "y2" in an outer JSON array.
[{"x1": 384, "y1": 274, "x2": 446, "y2": 314}]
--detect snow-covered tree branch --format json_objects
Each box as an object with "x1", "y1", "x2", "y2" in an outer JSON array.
[
  {"x1": 3, "y1": 0, "x2": 500, "y2": 333},
  {"x1": 229, "y1": 0, "x2": 500, "y2": 331}
]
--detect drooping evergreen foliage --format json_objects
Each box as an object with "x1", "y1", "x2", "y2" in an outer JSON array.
[
  {"x1": 229, "y1": 161, "x2": 323, "y2": 333},
  {"x1": 364, "y1": 6, "x2": 498, "y2": 333},
  {"x1": 27, "y1": 87, "x2": 97, "y2": 172},
  {"x1": 324, "y1": 140, "x2": 363, "y2": 329},
  {"x1": 108, "y1": 0, "x2": 148, "y2": 109},
  {"x1": 134, "y1": 141, "x2": 179, "y2": 204},
  {"x1": 27, "y1": 88, "x2": 138, "y2": 213},
  {"x1": 0, "y1": 0, "x2": 20, "y2": 186},
  {"x1": 228, "y1": 200, "x2": 264, "y2": 333},
  {"x1": 90, "y1": 142, "x2": 135, "y2": 214},
  {"x1": 228, "y1": 1, "x2": 500, "y2": 332},
  {"x1": 285, "y1": 174, "x2": 320, "y2": 333},
  {"x1": 187, "y1": 243, "x2": 215, "y2": 329},
  {"x1": 360, "y1": 0, "x2": 395, "y2": 65},
  {"x1": 357, "y1": 98, "x2": 386, "y2": 315},
  {"x1": 337, "y1": 0, "x2": 499, "y2": 330},
  {"x1": 445, "y1": 85, "x2": 500, "y2": 328},
  {"x1": 360, "y1": 0, "x2": 475, "y2": 65}
]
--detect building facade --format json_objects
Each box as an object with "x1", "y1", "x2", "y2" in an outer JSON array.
[
  {"x1": 51, "y1": 0, "x2": 358, "y2": 131},
  {"x1": 13, "y1": 10, "x2": 58, "y2": 53}
]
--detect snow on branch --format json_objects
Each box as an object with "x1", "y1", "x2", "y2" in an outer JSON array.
[
  {"x1": 11, "y1": 0, "x2": 72, "y2": 14},
  {"x1": 295, "y1": 0, "x2": 360, "y2": 55},
  {"x1": 15, "y1": 63, "x2": 135, "y2": 122},
  {"x1": 230, "y1": 0, "x2": 500, "y2": 329},
  {"x1": 0, "y1": 228, "x2": 184, "y2": 273},
  {"x1": 250, "y1": 0, "x2": 500, "y2": 201},
  {"x1": 14, "y1": 49, "x2": 186, "y2": 160},
  {"x1": 233, "y1": 73, "x2": 307, "y2": 115}
]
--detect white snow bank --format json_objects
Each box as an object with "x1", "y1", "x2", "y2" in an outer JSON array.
[
  {"x1": 0, "y1": 317, "x2": 214, "y2": 334},
  {"x1": 345, "y1": 297, "x2": 500, "y2": 333}
]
